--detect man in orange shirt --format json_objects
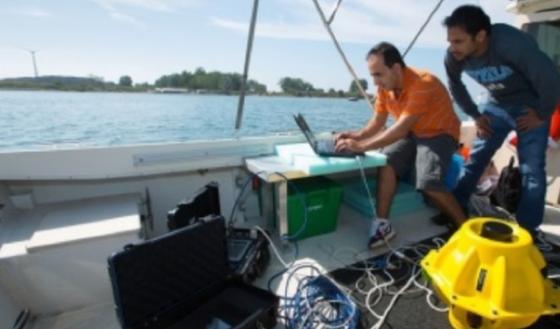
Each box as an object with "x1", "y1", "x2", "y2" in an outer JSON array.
[{"x1": 336, "y1": 42, "x2": 466, "y2": 249}]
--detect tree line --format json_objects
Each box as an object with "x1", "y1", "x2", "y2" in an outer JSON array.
[
  {"x1": 0, "y1": 67, "x2": 369, "y2": 98},
  {"x1": 278, "y1": 77, "x2": 368, "y2": 97},
  {"x1": 154, "y1": 67, "x2": 369, "y2": 97},
  {"x1": 154, "y1": 68, "x2": 267, "y2": 94}
]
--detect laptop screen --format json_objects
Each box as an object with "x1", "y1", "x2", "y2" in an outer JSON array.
[{"x1": 294, "y1": 114, "x2": 317, "y2": 146}]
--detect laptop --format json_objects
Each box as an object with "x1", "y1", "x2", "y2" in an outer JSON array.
[{"x1": 293, "y1": 113, "x2": 364, "y2": 158}]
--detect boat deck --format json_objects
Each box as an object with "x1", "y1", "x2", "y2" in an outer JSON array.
[
  {"x1": 27, "y1": 203, "x2": 446, "y2": 329},
  {"x1": 26, "y1": 202, "x2": 560, "y2": 329}
]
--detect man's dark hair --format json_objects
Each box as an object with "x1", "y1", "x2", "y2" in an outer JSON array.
[
  {"x1": 443, "y1": 5, "x2": 491, "y2": 38},
  {"x1": 366, "y1": 42, "x2": 406, "y2": 68}
]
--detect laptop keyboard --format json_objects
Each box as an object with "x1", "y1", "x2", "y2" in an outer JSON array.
[
  {"x1": 316, "y1": 139, "x2": 336, "y2": 153},
  {"x1": 316, "y1": 138, "x2": 363, "y2": 156}
]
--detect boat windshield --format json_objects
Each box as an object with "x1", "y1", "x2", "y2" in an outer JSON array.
[{"x1": 524, "y1": 20, "x2": 560, "y2": 71}]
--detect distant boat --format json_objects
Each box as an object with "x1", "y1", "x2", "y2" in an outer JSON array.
[{"x1": 348, "y1": 96, "x2": 360, "y2": 101}]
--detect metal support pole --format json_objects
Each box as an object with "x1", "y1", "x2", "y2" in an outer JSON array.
[
  {"x1": 235, "y1": 0, "x2": 259, "y2": 130},
  {"x1": 311, "y1": 0, "x2": 375, "y2": 110},
  {"x1": 31, "y1": 51, "x2": 38, "y2": 78}
]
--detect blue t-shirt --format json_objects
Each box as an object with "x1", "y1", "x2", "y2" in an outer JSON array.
[{"x1": 445, "y1": 23, "x2": 560, "y2": 120}]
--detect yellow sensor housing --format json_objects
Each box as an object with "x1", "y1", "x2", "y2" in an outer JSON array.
[{"x1": 422, "y1": 218, "x2": 560, "y2": 329}]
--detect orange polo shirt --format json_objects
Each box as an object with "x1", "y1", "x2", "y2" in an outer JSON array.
[{"x1": 375, "y1": 67, "x2": 460, "y2": 141}]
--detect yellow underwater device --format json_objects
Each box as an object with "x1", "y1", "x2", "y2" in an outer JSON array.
[{"x1": 422, "y1": 218, "x2": 560, "y2": 329}]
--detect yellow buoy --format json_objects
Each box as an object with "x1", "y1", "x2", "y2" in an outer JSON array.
[{"x1": 422, "y1": 218, "x2": 560, "y2": 329}]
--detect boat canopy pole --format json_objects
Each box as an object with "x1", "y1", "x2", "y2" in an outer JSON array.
[
  {"x1": 311, "y1": 0, "x2": 375, "y2": 111},
  {"x1": 312, "y1": 0, "x2": 446, "y2": 109},
  {"x1": 402, "y1": 0, "x2": 445, "y2": 57},
  {"x1": 327, "y1": 0, "x2": 344, "y2": 25},
  {"x1": 235, "y1": 0, "x2": 260, "y2": 130}
]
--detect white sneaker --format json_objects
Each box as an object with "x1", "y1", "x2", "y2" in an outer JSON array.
[{"x1": 368, "y1": 219, "x2": 396, "y2": 249}]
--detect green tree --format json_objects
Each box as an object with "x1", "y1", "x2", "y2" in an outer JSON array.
[
  {"x1": 118, "y1": 75, "x2": 133, "y2": 87},
  {"x1": 247, "y1": 79, "x2": 267, "y2": 94},
  {"x1": 279, "y1": 77, "x2": 315, "y2": 95},
  {"x1": 349, "y1": 79, "x2": 367, "y2": 95},
  {"x1": 179, "y1": 71, "x2": 193, "y2": 87},
  {"x1": 169, "y1": 74, "x2": 181, "y2": 87},
  {"x1": 153, "y1": 67, "x2": 268, "y2": 94}
]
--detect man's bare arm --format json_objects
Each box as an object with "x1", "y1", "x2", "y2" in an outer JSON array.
[
  {"x1": 337, "y1": 112, "x2": 388, "y2": 141},
  {"x1": 359, "y1": 114, "x2": 418, "y2": 150}
]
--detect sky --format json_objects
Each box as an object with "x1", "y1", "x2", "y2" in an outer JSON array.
[{"x1": 0, "y1": 0, "x2": 516, "y2": 93}]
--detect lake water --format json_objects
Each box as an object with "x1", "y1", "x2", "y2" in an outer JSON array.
[{"x1": 0, "y1": 90, "x2": 468, "y2": 152}]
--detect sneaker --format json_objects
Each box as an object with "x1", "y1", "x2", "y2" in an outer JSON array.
[{"x1": 368, "y1": 219, "x2": 396, "y2": 249}]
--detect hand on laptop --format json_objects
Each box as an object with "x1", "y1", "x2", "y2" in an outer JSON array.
[
  {"x1": 335, "y1": 138, "x2": 364, "y2": 153},
  {"x1": 335, "y1": 130, "x2": 361, "y2": 142}
]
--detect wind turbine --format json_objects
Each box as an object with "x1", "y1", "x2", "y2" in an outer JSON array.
[{"x1": 22, "y1": 48, "x2": 39, "y2": 78}]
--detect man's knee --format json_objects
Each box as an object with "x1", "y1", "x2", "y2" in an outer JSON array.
[
  {"x1": 378, "y1": 164, "x2": 396, "y2": 177},
  {"x1": 416, "y1": 175, "x2": 447, "y2": 193},
  {"x1": 519, "y1": 157, "x2": 546, "y2": 176}
]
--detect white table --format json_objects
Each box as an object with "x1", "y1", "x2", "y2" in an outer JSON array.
[{"x1": 245, "y1": 143, "x2": 387, "y2": 240}]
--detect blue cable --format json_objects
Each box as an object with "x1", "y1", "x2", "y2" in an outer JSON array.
[
  {"x1": 272, "y1": 172, "x2": 309, "y2": 242},
  {"x1": 230, "y1": 172, "x2": 358, "y2": 328},
  {"x1": 279, "y1": 264, "x2": 359, "y2": 329},
  {"x1": 229, "y1": 171, "x2": 309, "y2": 244},
  {"x1": 228, "y1": 171, "x2": 263, "y2": 228},
  {"x1": 229, "y1": 171, "x2": 308, "y2": 263}
]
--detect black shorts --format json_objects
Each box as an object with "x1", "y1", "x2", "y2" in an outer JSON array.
[{"x1": 381, "y1": 134, "x2": 457, "y2": 191}]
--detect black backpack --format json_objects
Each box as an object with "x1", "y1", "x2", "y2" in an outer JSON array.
[{"x1": 490, "y1": 156, "x2": 521, "y2": 214}]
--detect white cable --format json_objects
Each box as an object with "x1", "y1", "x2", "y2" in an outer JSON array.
[
  {"x1": 339, "y1": 240, "x2": 451, "y2": 328},
  {"x1": 365, "y1": 269, "x2": 396, "y2": 318},
  {"x1": 355, "y1": 155, "x2": 414, "y2": 263},
  {"x1": 255, "y1": 225, "x2": 290, "y2": 268},
  {"x1": 254, "y1": 160, "x2": 453, "y2": 327},
  {"x1": 373, "y1": 273, "x2": 418, "y2": 329},
  {"x1": 412, "y1": 274, "x2": 449, "y2": 312},
  {"x1": 355, "y1": 156, "x2": 377, "y2": 221},
  {"x1": 300, "y1": 299, "x2": 357, "y2": 329}
]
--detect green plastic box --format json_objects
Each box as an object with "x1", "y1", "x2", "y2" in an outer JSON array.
[{"x1": 287, "y1": 176, "x2": 342, "y2": 240}]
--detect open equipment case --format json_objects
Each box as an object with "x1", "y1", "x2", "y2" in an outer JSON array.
[{"x1": 107, "y1": 216, "x2": 278, "y2": 329}]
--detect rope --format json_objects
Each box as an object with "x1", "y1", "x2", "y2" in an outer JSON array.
[
  {"x1": 312, "y1": 0, "x2": 446, "y2": 107},
  {"x1": 327, "y1": 0, "x2": 344, "y2": 25},
  {"x1": 311, "y1": 0, "x2": 375, "y2": 110},
  {"x1": 402, "y1": 0, "x2": 446, "y2": 58}
]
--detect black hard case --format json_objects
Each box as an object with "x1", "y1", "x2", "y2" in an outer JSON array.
[
  {"x1": 167, "y1": 182, "x2": 221, "y2": 230},
  {"x1": 107, "y1": 217, "x2": 278, "y2": 329}
]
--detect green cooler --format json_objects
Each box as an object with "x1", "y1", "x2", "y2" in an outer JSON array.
[{"x1": 286, "y1": 176, "x2": 342, "y2": 240}]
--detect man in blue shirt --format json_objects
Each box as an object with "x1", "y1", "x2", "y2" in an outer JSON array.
[{"x1": 444, "y1": 5, "x2": 560, "y2": 233}]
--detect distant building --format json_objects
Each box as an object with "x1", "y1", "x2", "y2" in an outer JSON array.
[{"x1": 154, "y1": 87, "x2": 190, "y2": 94}]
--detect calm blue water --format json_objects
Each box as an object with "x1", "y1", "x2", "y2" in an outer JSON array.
[{"x1": 0, "y1": 90, "x2": 467, "y2": 151}]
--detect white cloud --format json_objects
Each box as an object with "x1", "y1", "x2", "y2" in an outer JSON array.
[
  {"x1": 110, "y1": 11, "x2": 140, "y2": 25},
  {"x1": 13, "y1": 7, "x2": 51, "y2": 17},
  {"x1": 211, "y1": 17, "x2": 326, "y2": 41},
  {"x1": 212, "y1": 0, "x2": 515, "y2": 49},
  {"x1": 92, "y1": 0, "x2": 199, "y2": 25},
  {"x1": 93, "y1": 0, "x2": 199, "y2": 13},
  {"x1": 92, "y1": 0, "x2": 139, "y2": 25}
]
